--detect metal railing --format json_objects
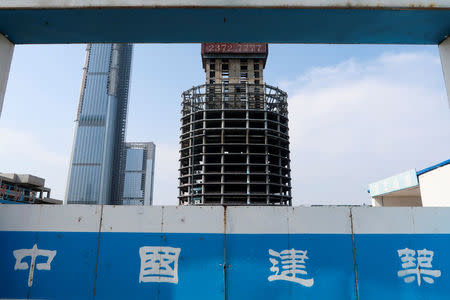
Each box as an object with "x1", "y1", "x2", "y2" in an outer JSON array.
[{"x1": 181, "y1": 83, "x2": 288, "y2": 116}]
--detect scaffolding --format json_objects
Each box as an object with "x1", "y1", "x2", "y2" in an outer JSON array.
[{"x1": 179, "y1": 83, "x2": 291, "y2": 205}]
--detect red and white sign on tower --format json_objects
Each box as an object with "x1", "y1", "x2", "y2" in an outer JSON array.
[{"x1": 201, "y1": 43, "x2": 268, "y2": 54}]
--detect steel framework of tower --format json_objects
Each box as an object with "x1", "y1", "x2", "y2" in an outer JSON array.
[{"x1": 179, "y1": 43, "x2": 291, "y2": 205}]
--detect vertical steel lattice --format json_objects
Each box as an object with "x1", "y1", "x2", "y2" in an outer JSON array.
[{"x1": 179, "y1": 83, "x2": 291, "y2": 205}]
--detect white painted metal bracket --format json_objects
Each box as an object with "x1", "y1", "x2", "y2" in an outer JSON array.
[
  {"x1": 0, "y1": 33, "x2": 14, "y2": 117},
  {"x1": 439, "y1": 37, "x2": 450, "y2": 107}
]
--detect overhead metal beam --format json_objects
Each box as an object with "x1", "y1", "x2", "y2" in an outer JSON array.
[
  {"x1": 0, "y1": 1, "x2": 450, "y2": 44},
  {"x1": 1, "y1": 0, "x2": 450, "y2": 9}
]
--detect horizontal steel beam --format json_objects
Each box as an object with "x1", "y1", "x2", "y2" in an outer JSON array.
[
  {"x1": 0, "y1": 4, "x2": 449, "y2": 44},
  {"x1": 2, "y1": 0, "x2": 450, "y2": 9}
]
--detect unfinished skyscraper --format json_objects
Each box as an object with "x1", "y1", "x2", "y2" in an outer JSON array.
[{"x1": 179, "y1": 43, "x2": 291, "y2": 205}]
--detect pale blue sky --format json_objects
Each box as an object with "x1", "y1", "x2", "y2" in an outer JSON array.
[{"x1": 1, "y1": 44, "x2": 449, "y2": 205}]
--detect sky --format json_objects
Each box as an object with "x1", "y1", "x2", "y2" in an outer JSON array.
[{"x1": 0, "y1": 43, "x2": 449, "y2": 206}]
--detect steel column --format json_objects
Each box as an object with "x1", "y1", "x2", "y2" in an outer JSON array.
[
  {"x1": 0, "y1": 33, "x2": 14, "y2": 117},
  {"x1": 439, "y1": 37, "x2": 450, "y2": 107}
]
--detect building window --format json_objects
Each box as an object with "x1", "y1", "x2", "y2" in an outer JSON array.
[
  {"x1": 254, "y1": 71, "x2": 260, "y2": 78},
  {"x1": 210, "y1": 63, "x2": 215, "y2": 70},
  {"x1": 210, "y1": 71, "x2": 215, "y2": 78},
  {"x1": 254, "y1": 64, "x2": 260, "y2": 70},
  {"x1": 210, "y1": 79, "x2": 215, "y2": 84},
  {"x1": 222, "y1": 71, "x2": 229, "y2": 79},
  {"x1": 241, "y1": 65, "x2": 248, "y2": 71},
  {"x1": 255, "y1": 80, "x2": 260, "y2": 84}
]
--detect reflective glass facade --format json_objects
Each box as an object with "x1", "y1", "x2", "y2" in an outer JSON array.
[
  {"x1": 66, "y1": 43, "x2": 133, "y2": 204},
  {"x1": 122, "y1": 143, "x2": 155, "y2": 206}
]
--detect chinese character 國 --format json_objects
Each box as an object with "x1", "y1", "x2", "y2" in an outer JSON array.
[
  {"x1": 139, "y1": 246, "x2": 181, "y2": 284},
  {"x1": 13, "y1": 244, "x2": 57, "y2": 287},
  {"x1": 397, "y1": 248, "x2": 441, "y2": 286},
  {"x1": 267, "y1": 248, "x2": 314, "y2": 287}
]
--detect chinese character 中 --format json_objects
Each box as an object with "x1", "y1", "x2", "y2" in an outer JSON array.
[
  {"x1": 397, "y1": 248, "x2": 441, "y2": 286},
  {"x1": 267, "y1": 248, "x2": 314, "y2": 287},
  {"x1": 13, "y1": 244, "x2": 57, "y2": 287},
  {"x1": 139, "y1": 246, "x2": 181, "y2": 284}
]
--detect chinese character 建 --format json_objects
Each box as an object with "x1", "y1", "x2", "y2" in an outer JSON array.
[
  {"x1": 13, "y1": 244, "x2": 57, "y2": 287},
  {"x1": 397, "y1": 248, "x2": 441, "y2": 286},
  {"x1": 267, "y1": 248, "x2": 314, "y2": 287},
  {"x1": 139, "y1": 246, "x2": 181, "y2": 284}
]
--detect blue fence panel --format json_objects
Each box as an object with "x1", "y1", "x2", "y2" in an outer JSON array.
[
  {"x1": 0, "y1": 205, "x2": 101, "y2": 300},
  {"x1": 353, "y1": 207, "x2": 450, "y2": 300},
  {"x1": 225, "y1": 207, "x2": 356, "y2": 300},
  {"x1": 226, "y1": 233, "x2": 356, "y2": 299},
  {"x1": 94, "y1": 206, "x2": 225, "y2": 300},
  {"x1": 2, "y1": 205, "x2": 450, "y2": 300}
]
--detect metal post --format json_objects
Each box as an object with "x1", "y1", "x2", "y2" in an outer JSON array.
[
  {"x1": 438, "y1": 37, "x2": 450, "y2": 107},
  {"x1": 0, "y1": 33, "x2": 14, "y2": 117}
]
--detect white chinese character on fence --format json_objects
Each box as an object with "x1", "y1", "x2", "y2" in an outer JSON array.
[
  {"x1": 13, "y1": 244, "x2": 57, "y2": 287},
  {"x1": 397, "y1": 248, "x2": 441, "y2": 286},
  {"x1": 267, "y1": 248, "x2": 314, "y2": 287},
  {"x1": 139, "y1": 246, "x2": 181, "y2": 284}
]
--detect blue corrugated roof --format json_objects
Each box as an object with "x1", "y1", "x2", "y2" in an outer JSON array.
[{"x1": 417, "y1": 159, "x2": 450, "y2": 176}]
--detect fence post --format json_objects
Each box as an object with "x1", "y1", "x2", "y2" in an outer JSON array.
[{"x1": 0, "y1": 33, "x2": 14, "y2": 117}]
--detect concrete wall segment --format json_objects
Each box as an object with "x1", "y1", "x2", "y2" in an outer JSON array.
[
  {"x1": 289, "y1": 206, "x2": 352, "y2": 234},
  {"x1": 1, "y1": 0, "x2": 450, "y2": 9},
  {"x1": 351, "y1": 207, "x2": 450, "y2": 234},
  {"x1": 351, "y1": 207, "x2": 415, "y2": 234},
  {"x1": 101, "y1": 205, "x2": 162, "y2": 232},
  {"x1": 100, "y1": 205, "x2": 225, "y2": 233},
  {"x1": 3, "y1": 205, "x2": 450, "y2": 234},
  {"x1": 162, "y1": 205, "x2": 224, "y2": 233},
  {"x1": 226, "y1": 206, "x2": 290, "y2": 234},
  {"x1": 0, "y1": 204, "x2": 101, "y2": 232},
  {"x1": 225, "y1": 206, "x2": 351, "y2": 234},
  {"x1": 410, "y1": 207, "x2": 450, "y2": 233}
]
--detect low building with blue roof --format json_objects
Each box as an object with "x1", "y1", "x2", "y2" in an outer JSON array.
[{"x1": 369, "y1": 159, "x2": 450, "y2": 206}]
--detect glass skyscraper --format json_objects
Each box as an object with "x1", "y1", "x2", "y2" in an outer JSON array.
[
  {"x1": 122, "y1": 142, "x2": 156, "y2": 205},
  {"x1": 66, "y1": 43, "x2": 133, "y2": 205}
]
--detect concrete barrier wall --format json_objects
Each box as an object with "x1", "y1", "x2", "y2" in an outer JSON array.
[{"x1": 1, "y1": 205, "x2": 449, "y2": 299}]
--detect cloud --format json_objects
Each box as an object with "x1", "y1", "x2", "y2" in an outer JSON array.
[
  {"x1": 285, "y1": 51, "x2": 450, "y2": 206},
  {"x1": 0, "y1": 127, "x2": 70, "y2": 200}
]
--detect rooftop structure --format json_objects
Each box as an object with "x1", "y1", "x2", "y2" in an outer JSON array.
[
  {"x1": 122, "y1": 142, "x2": 156, "y2": 205},
  {"x1": 369, "y1": 159, "x2": 450, "y2": 207},
  {"x1": 0, "y1": 173, "x2": 61, "y2": 204},
  {"x1": 179, "y1": 43, "x2": 291, "y2": 205}
]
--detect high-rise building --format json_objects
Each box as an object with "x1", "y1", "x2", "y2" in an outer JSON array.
[
  {"x1": 66, "y1": 43, "x2": 133, "y2": 205},
  {"x1": 122, "y1": 142, "x2": 156, "y2": 205},
  {"x1": 179, "y1": 43, "x2": 291, "y2": 206}
]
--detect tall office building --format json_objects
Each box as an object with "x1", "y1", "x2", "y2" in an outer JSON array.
[
  {"x1": 122, "y1": 142, "x2": 156, "y2": 205},
  {"x1": 179, "y1": 43, "x2": 291, "y2": 205},
  {"x1": 66, "y1": 43, "x2": 133, "y2": 205}
]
